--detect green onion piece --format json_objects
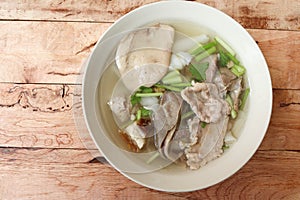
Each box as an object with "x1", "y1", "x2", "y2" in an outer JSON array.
[
  {"x1": 181, "y1": 111, "x2": 194, "y2": 120},
  {"x1": 222, "y1": 143, "x2": 230, "y2": 151},
  {"x1": 225, "y1": 52, "x2": 240, "y2": 65},
  {"x1": 155, "y1": 84, "x2": 182, "y2": 92},
  {"x1": 195, "y1": 46, "x2": 217, "y2": 62},
  {"x1": 218, "y1": 51, "x2": 230, "y2": 67},
  {"x1": 146, "y1": 152, "x2": 160, "y2": 164},
  {"x1": 240, "y1": 88, "x2": 250, "y2": 110},
  {"x1": 170, "y1": 82, "x2": 192, "y2": 87},
  {"x1": 189, "y1": 41, "x2": 217, "y2": 56},
  {"x1": 139, "y1": 86, "x2": 153, "y2": 93},
  {"x1": 226, "y1": 94, "x2": 238, "y2": 119},
  {"x1": 130, "y1": 95, "x2": 141, "y2": 107},
  {"x1": 140, "y1": 107, "x2": 151, "y2": 117},
  {"x1": 136, "y1": 109, "x2": 142, "y2": 120},
  {"x1": 215, "y1": 36, "x2": 235, "y2": 56},
  {"x1": 135, "y1": 92, "x2": 163, "y2": 97},
  {"x1": 200, "y1": 122, "x2": 207, "y2": 128},
  {"x1": 231, "y1": 64, "x2": 246, "y2": 77},
  {"x1": 231, "y1": 109, "x2": 237, "y2": 119},
  {"x1": 225, "y1": 94, "x2": 234, "y2": 108}
]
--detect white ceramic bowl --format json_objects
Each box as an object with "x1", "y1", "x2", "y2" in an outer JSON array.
[{"x1": 82, "y1": 1, "x2": 272, "y2": 192}]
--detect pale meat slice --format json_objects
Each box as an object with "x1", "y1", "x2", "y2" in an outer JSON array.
[
  {"x1": 181, "y1": 82, "x2": 230, "y2": 123},
  {"x1": 152, "y1": 92, "x2": 183, "y2": 151},
  {"x1": 185, "y1": 116, "x2": 229, "y2": 169},
  {"x1": 115, "y1": 24, "x2": 175, "y2": 91}
]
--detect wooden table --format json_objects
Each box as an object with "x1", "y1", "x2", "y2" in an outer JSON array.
[{"x1": 0, "y1": 0, "x2": 299, "y2": 199}]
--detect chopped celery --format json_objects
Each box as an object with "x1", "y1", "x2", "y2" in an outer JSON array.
[
  {"x1": 181, "y1": 111, "x2": 194, "y2": 119},
  {"x1": 225, "y1": 52, "x2": 240, "y2": 65},
  {"x1": 146, "y1": 152, "x2": 160, "y2": 164},
  {"x1": 139, "y1": 86, "x2": 153, "y2": 93},
  {"x1": 155, "y1": 84, "x2": 182, "y2": 92},
  {"x1": 200, "y1": 122, "x2": 207, "y2": 128},
  {"x1": 130, "y1": 95, "x2": 141, "y2": 106},
  {"x1": 189, "y1": 62, "x2": 209, "y2": 82},
  {"x1": 170, "y1": 82, "x2": 192, "y2": 87},
  {"x1": 135, "y1": 92, "x2": 163, "y2": 97},
  {"x1": 136, "y1": 109, "x2": 142, "y2": 120},
  {"x1": 222, "y1": 143, "x2": 230, "y2": 150},
  {"x1": 195, "y1": 46, "x2": 217, "y2": 62},
  {"x1": 218, "y1": 51, "x2": 231, "y2": 67},
  {"x1": 240, "y1": 88, "x2": 250, "y2": 110},
  {"x1": 231, "y1": 109, "x2": 237, "y2": 119},
  {"x1": 231, "y1": 64, "x2": 246, "y2": 77},
  {"x1": 189, "y1": 41, "x2": 217, "y2": 56},
  {"x1": 226, "y1": 94, "x2": 237, "y2": 119},
  {"x1": 215, "y1": 36, "x2": 235, "y2": 56},
  {"x1": 162, "y1": 70, "x2": 182, "y2": 84},
  {"x1": 225, "y1": 94, "x2": 234, "y2": 107},
  {"x1": 140, "y1": 107, "x2": 151, "y2": 117},
  {"x1": 218, "y1": 50, "x2": 240, "y2": 68}
]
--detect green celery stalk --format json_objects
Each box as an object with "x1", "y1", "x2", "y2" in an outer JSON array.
[
  {"x1": 240, "y1": 88, "x2": 250, "y2": 110},
  {"x1": 231, "y1": 109, "x2": 237, "y2": 119},
  {"x1": 135, "y1": 92, "x2": 163, "y2": 97},
  {"x1": 231, "y1": 64, "x2": 246, "y2": 77},
  {"x1": 200, "y1": 122, "x2": 207, "y2": 128},
  {"x1": 136, "y1": 109, "x2": 142, "y2": 120},
  {"x1": 226, "y1": 94, "x2": 238, "y2": 119},
  {"x1": 215, "y1": 36, "x2": 236, "y2": 56},
  {"x1": 170, "y1": 82, "x2": 192, "y2": 87},
  {"x1": 189, "y1": 41, "x2": 217, "y2": 56},
  {"x1": 195, "y1": 46, "x2": 217, "y2": 62},
  {"x1": 155, "y1": 84, "x2": 182, "y2": 92},
  {"x1": 181, "y1": 111, "x2": 194, "y2": 119}
]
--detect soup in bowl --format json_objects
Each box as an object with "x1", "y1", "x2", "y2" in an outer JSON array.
[{"x1": 82, "y1": 1, "x2": 272, "y2": 192}]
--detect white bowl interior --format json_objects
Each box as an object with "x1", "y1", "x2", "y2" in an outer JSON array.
[{"x1": 82, "y1": 1, "x2": 272, "y2": 192}]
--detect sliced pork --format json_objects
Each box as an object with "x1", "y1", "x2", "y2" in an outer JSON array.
[
  {"x1": 152, "y1": 92, "x2": 183, "y2": 158},
  {"x1": 115, "y1": 24, "x2": 175, "y2": 91},
  {"x1": 185, "y1": 116, "x2": 229, "y2": 169},
  {"x1": 181, "y1": 82, "x2": 230, "y2": 123}
]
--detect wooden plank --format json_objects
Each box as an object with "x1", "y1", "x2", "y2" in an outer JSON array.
[
  {"x1": 0, "y1": 21, "x2": 110, "y2": 84},
  {"x1": 0, "y1": 150, "x2": 299, "y2": 199},
  {"x1": 0, "y1": 0, "x2": 159, "y2": 23},
  {"x1": 0, "y1": 148, "x2": 99, "y2": 164},
  {"x1": 260, "y1": 89, "x2": 300, "y2": 150},
  {"x1": 248, "y1": 29, "x2": 300, "y2": 90},
  {"x1": 0, "y1": 21, "x2": 299, "y2": 89},
  {"x1": 0, "y1": 0, "x2": 298, "y2": 30},
  {"x1": 0, "y1": 83, "x2": 96, "y2": 149},
  {"x1": 233, "y1": 0, "x2": 300, "y2": 31},
  {"x1": 0, "y1": 83, "x2": 299, "y2": 150}
]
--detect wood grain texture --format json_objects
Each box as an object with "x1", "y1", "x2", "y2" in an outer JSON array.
[
  {"x1": 0, "y1": 0, "x2": 299, "y2": 30},
  {"x1": 0, "y1": 21, "x2": 299, "y2": 89},
  {"x1": 0, "y1": 83, "x2": 97, "y2": 149},
  {"x1": 0, "y1": 83, "x2": 299, "y2": 151},
  {"x1": 249, "y1": 29, "x2": 300, "y2": 90},
  {"x1": 0, "y1": 21, "x2": 109, "y2": 84},
  {"x1": 0, "y1": 149, "x2": 299, "y2": 199},
  {"x1": 233, "y1": 0, "x2": 300, "y2": 30}
]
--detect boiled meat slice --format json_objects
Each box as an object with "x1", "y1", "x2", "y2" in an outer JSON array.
[
  {"x1": 152, "y1": 92, "x2": 183, "y2": 153},
  {"x1": 115, "y1": 24, "x2": 175, "y2": 91},
  {"x1": 181, "y1": 83, "x2": 230, "y2": 123},
  {"x1": 185, "y1": 116, "x2": 229, "y2": 169},
  {"x1": 229, "y1": 77, "x2": 243, "y2": 111}
]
